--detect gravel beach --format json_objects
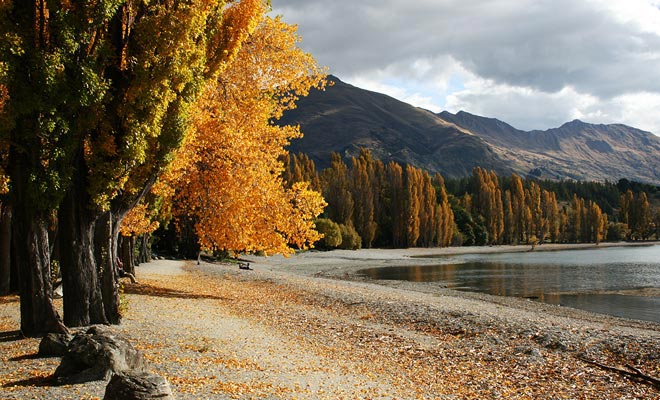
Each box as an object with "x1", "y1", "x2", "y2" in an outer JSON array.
[{"x1": 1, "y1": 244, "x2": 659, "y2": 399}]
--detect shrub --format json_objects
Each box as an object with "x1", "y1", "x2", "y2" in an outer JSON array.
[
  {"x1": 338, "y1": 223, "x2": 362, "y2": 250},
  {"x1": 315, "y1": 218, "x2": 342, "y2": 249},
  {"x1": 607, "y1": 222, "x2": 629, "y2": 241}
]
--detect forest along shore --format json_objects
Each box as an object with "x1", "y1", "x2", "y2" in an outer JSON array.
[{"x1": 0, "y1": 247, "x2": 658, "y2": 399}]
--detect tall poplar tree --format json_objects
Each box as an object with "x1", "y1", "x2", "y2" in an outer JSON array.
[
  {"x1": 350, "y1": 150, "x2": 377, "y2": 248},
  {"x1": 433, "y1": 173, "x2": 454, "y2": 247},
  {"x1": 404, "y1": 165, "x2": 422, "y2": 247},
  {"x1": 321, "y1": 153, "x2": 354, "y2": 226},
  {"x1": 1, "y1": 0, "x2": 263, "y2": 335},
  {"x1": 418, "y1": 171, "x2": 437, "y2": 247},
  {"x1": 387, "y1": 161, "x2": 405, "y2": 247},
  {"x1": 510, "y1": 174, "x2": 526, "y2": 243}
]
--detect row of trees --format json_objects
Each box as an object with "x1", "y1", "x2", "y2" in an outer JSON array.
[
  {"x1": 620, "y1": 190, "x2": 657, "y2": 240},
  {"x1": 467, "y1": 169, "x2": 608, "y2": 245},
  {"x1": 285, "y1": 152, "x2": 659, "y2": 249},
  {"x1": 0, "y1": 1, "x2": 326, "y2": 336},
  {"x1": 285, "y1": 150, "x2": 454, "y2": 249}
]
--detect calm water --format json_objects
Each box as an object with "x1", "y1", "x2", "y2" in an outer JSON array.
[{"x1": 359, "y1": 245, "x2": 660, "y2": 323}]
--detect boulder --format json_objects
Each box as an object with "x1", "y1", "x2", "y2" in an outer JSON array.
[
  {"x1": 104, "y1": 371, "x2": 175, "y2": 400},
  {"x1": 38, "y1": 333, "x2": 72, "y2": 357},
  {"x1": 54, "y1": 326, "x2": 146, "y2": 384}
]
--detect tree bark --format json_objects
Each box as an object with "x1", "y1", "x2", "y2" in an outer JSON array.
[
  {"x1": 95, "y1": 212, "x2": 121, "y2": 324},
  {"x1": 13, "y1": 214, "x2": 68, "y2": 336},
  {"x1": 138, "y1": 234, "x2": 151, "y2": 264},
  {"x1": 0, "y1": 203, "x2": 11, "y2": 295},
  {"x1": 9, "y1": 148, "x2": 68, "y2": 336},
  {"x1": 58, "y1": 179, "x2": 108, "y2": 327},
  {"x1": 119, "y1": 235, "x2": 136, "y2": 276}
]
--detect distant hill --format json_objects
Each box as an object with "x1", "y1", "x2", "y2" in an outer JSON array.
[
  {"x1": 438, "y1": 111, "x2": 660, "y2": 183},
  {"x1": 281, "y1": 76, "x2": 660, "y2": 184}
]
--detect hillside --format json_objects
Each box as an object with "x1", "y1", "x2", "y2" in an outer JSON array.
[
  {"x1": 280, "y1": 76, "x2": 514, "y2": 177},
  {"x1": 281, "y1": 76, "x2": 660, "y2": 184}
]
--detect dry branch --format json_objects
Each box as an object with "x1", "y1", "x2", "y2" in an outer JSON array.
[{"x1": 578, "y1": 356, "x2": 660, "y2": 390}]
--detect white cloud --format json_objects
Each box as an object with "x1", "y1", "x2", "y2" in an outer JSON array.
[{"x1": 272, "y1": 0, "x2": 660, "y2": 135}]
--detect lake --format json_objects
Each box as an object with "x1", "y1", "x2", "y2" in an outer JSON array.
[{"x1": 358, "y1": 245, "x2": 660, "y2": 323}]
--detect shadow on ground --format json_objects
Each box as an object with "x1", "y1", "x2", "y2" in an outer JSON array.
[
  {"x1": 2, "y1": 374, "x2": 55, "y2": 388},
  {"x1": 123, "y1": 282, "x2": 228, "y2": 301},
  {"x1": 0, "y1": 330, "x2": 23, "y2": 343}
]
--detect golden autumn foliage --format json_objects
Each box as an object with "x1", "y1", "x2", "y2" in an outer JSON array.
[
  {"x1": 311, "y1": 149, "x2": 455, "y2": 249},
  {"x1": 82, "y1": 0, "x2": 266, "y2": 212},
  {"x1": 164, "y1": 12, "x2": 327, "y2": 255},
  {"x1": 471, "y1": 167, "x2": 504, "y2": 244},
  {"x1": 119, "y1": 203, "x2": 160, "y2": 238}
]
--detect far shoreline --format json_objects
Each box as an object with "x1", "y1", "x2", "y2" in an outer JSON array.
[
  {"x1": 244, "y1": 240, "x2": 660, "y2": 278},
  {"x1": 242, "y1": 240, "x2": 660, "y2": 325}
]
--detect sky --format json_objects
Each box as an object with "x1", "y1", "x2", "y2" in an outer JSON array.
[{"x1": 271, "y1": 0, "x2": 660, "y2": 136}]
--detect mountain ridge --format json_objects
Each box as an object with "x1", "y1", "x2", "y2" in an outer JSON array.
[{"x1": 281, "y1": 76, "x2": 660, "y2": 185}]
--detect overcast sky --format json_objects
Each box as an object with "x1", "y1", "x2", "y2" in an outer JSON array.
[{"x1": 272, "y1": 0, "x2": 660, "y2": 136}]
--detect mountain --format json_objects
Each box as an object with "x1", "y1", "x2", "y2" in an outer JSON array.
[
  {"x1": 438, "y1": 111, "x2": 660, "y2": 183},
  {"x1": 280, "y1": 76, "x2": 514, "y2": 177},
  {"x1": 281, "y1": 76, "x2": 660, "y2": 184}
]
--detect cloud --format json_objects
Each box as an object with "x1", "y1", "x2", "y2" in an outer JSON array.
[{"x1": 272, "y1": 0, "x2": 660, "y2": 134}]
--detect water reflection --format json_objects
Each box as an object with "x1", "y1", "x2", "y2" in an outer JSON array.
[{"x1": 358, "y1": 246, "x2": 660, "y2": 323}]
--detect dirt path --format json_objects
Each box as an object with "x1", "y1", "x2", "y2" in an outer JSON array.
[{"x1": 1, "y1": 256, "x2": 659, "y2": 399}]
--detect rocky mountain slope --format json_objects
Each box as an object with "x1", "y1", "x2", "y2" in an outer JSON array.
[{"x1": 281, "y1": 76, "x2": 660, "y2": 184}]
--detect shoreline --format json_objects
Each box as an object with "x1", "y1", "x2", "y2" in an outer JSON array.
[
  {"x1": 243, "y1": 240, "x2": 660, "y2": 276},
  {"x1": 244, "y1": 241, "x2": 660, "y2": 330},
  {"x1": 1, "y1": 243, "x2": 659, "y2": 398},
  {"x1": 1, "y1": 253, "x2": 659, "y2": 398}
]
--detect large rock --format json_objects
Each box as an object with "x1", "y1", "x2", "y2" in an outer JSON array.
[
  {"x1": 104, "y1": 371, "x2": 175, "y2": 400},
  {"x1": 54, "y1": 326, "x2": 147, "y2": 384},
  {"x1": 38, "y1": 333, "x2": 73, "y2": 357}
]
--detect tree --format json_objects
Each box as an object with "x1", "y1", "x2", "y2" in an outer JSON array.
[
  {"x1": 569, "y1": 194, "x2": 583, "y2": 242},
  {"x1": 634, "y1": 192, "x2": 651, "y2": 240},
  {"x1": 404, "y1": 165, "x2": 422, "y2": 247},
  {"x1": 387, "y1": 161, "x2": 405, "y2": 247},
  {"x1": 526, "y1": 182, "x2": 544, "y2": 242},
  {"x1": 433, "y1": 173, "x2": 454, "y2": 247},
  {"x1": 471, "y1": 167, "x2": 503, "y2": 244},
  {"x1": 287, "y1": 153, "x2": 321, "y2": 191},
  {"x1": 588, "y1": 201, "x2": 606, "y2": 244},
  {"x1": 169, "y1": 14, "x2": 327, "y2": 255},
  {"x1": 350, "y1": 150, "x2": 378, "y2": 248},
  {"x1": 0, "y1": 79, "x2": 8, "y2": 294},
  {"x1": 418, "y1": 171, "x2": 437, "y2": 247},
  {"x1": 321, "y1": 153, "x2": 354, "y2": 226},
  {"x1": 543, "y1": 190, "x2": 560, "y2": 243},
  {"x1": 620, "y1": 190, "x2": 652, "y2": 240},
  {"x1": 509, "y1": 174, "x2": 526, "y2": 244},
  {"x1": 1, "y1": 0, "x2": 264, "y2": 335},
  {"x1": 118, "y1": 203, "x2": 160, "y2": 275}
]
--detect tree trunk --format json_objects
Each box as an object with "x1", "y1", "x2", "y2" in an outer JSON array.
[
  {"x1": 11, "y1": 207, "x2": 68, "y2": 336},
  {"x1": 119, "y1": 235, "x2": 136, "y2": 276},
  {"x1": 0, "y1": 203, "x2": 11, "y2": 295},
  {"x1": 58, "y1": 180, "x2": 108, "y2": 327},
  {"x1": 129, "y1": 236, "x2": 137, "y2": 273},
  {"x1": 138, "y1": 234, "x2": 151, "y2": 264},
  {"x1": 9, "y1": 149, "x2": 68, "y2": 336},
  {"x1": 96, "y1": 212, "x2": 121, "y2": 324}
]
